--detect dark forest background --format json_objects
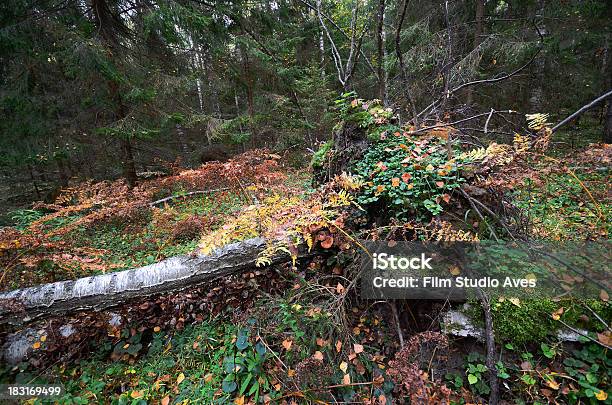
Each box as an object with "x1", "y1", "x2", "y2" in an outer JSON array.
[{"x1": 1, "y1": 0, "x2": 610, "y2": 222}]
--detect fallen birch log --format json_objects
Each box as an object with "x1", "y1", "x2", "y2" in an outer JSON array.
[{"x1": 0, "y1": 237, "x2": 306, "y2": 326}]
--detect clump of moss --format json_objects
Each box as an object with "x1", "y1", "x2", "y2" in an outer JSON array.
[
  {"x1": 463, "y1": 299, "x2": 610, "y2": 346},
  {"x1": 311, "y1": 140, "x2": 333, "y2": 169}
]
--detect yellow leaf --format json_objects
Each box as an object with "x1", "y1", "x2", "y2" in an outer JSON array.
[
  {"x1": 339, "y1": 361, "x2": 348, "y2": 373},
  {"x1": 287, "y1": 369, "x2": 296, "y2": 377},
  {"x1": 449, "y1": 265, "x2": 461, "y2": 276},
  {"x1": 508, "y1": 297, "x2": 521, "y2": 307},
  {"x1": 40, "y1": 335, "x2": 47, "y2": 342},
  {"x1": 176, "y1": 373, "x2": 185, "y2": 385},
  {"x1": 130, "y1": 391, "x2": 143, "y2": 399},
  {"x1": 596, "y1": 390, "x2": 608, "y2": 401},
  {"x1": 234, "y1": 396, "x2": 245, "y2": 405},
  {"x1": 547, "y1": 380, "x2": 560, "y2": 390},
  {"x1": 154, "y1": 326, "x2": 161, "y2": 333},
  {"x1": 426, "y1": 164, "x2": 434, "y2": 171},
  {"x1": 551, "y1": 307, "x2": 564, "y2": 321}
]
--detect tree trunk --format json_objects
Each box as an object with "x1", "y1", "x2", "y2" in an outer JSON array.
[
  {"x1": 0, "y1": 238, "x2": 310, "y2": 325},
  {"x1": 466, "y1": 0, "x2": 484, "y2": 106},
  {"x1": 395, "y1": 0, "x2": 418, "y2": 125},
  {"x1": 239, "y1": 34, "x2": 256, "y2": 148},
  {"x1": 376, "y1": 0, "x2": 387, "y2": 103},
  {"x1": 121, "y1": 137, "x2": 137, "y2": 188},
  {"x1": 604, "y1": 101, "x2": 612, "y2": 144},
  {"x1": 529, "y1": 0, "x2": 546, "y2": 112}
]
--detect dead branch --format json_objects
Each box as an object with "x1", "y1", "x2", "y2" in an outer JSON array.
[
  {"x1": 551, "y1": 89, "x2": 612, "y2": 132},
  {"x1": 149, "y1": 188, "x2": 230, "y2": 206}
]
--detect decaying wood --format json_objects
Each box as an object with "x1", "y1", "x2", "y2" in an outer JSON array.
[{"x1": 0, "y1": 237, "x2": 308, "y2": 326}]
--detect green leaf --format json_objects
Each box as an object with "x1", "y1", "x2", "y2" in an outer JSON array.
[
  {"x1": 222, "y1": 380, "x2": 237, "y2": 393},
  {"x1": 239, "y1": 373, "x2": 252, "y2": 395},
  {"x1": 468, "y1": 374, "x2": 478, "y2": 385}
]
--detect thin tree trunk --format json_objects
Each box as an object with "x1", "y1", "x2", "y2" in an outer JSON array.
[
  {"x1": 395, "y1": 0, "x2": 418, "y2": 125},
  {"x1": 376, "y1": 0, "x2": 387, "y2": 103},
  {"x1": 239, "y1": 33, "x2": 256, "y2": 148},
  {"x1": 466, "y1": 0, "x2": 484, "y2": 106},
  {"x1": 121, "y1": 137, "x2": 137, "y2": 188},
  {"x1": 529, "y1": 0, "x2": 546, "y2": 111}
]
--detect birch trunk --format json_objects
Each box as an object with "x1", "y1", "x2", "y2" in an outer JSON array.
[{"x1": 0, "y1": 238, "x2": 308, "y2": 325}]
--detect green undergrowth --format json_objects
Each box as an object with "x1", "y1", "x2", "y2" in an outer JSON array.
[{"x1": 514, "y1": 168, "x2": 610, "y2": 240}]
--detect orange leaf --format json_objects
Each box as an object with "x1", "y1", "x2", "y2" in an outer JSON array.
[
  {"x1": 321, "y1": 236, "x2": 334, "y2": 249},
  {"x1": 401, "y1": 172, "x2": 411, "y2": 182},
  {"x1": 335, "y1": 340, "x2": 342, "y2": 353},
  {"x1": 336, "y1": 283, "x2": 345, "y2": 294},
  {"x1": 314, "y1": 351, "x2": 324, "y2": 361},
  {"x1": 391, "y1": 178, "x2": 400, "y2": 187},
  {"x1": 600, "y1": 289, "x2": 609, "y2": 302},
  {"x1": 435, "y1": 181, "x2": 445, "y2": 188},
  {"x1": 282, "y1": 339, "x2": 293, "y2": 351},
  {"x1": 161, "y1": 396, "x2": 170, "y2": 405},
  {"x1": 342, "y1": 373, "x2": 351, "y2": 384},
  {"x1": 442, "y1": 193, "x2": 451, "y2": 203}
]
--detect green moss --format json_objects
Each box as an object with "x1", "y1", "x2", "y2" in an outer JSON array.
[
  {"x1": 463, "y1": 299, "x2": 611, "y2": 346},
  {"x1": 310, "y1": 140, "x2": 333, "y2": 168}
]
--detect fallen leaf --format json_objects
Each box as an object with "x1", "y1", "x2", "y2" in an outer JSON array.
[
  {"x1": 314, "y1": 351, "x2": 324, "y2": 361},
  {"x1": 235, "y1": 396, "x2": 245, "y2": 405},
  {"x1": 597, "y1": 331, "x2": 612, "y2": 346},
  {"x1": 316, "y1": 337, "x2": 327, "y2": 347},
  {"x1": 204, "y1": 373, "x2": 213, "y2": 383},
  {"x1": 508, "y1": 297, "x2": 521, "y2": 307},
  {"x1": 161, "y1": 396, "x2": 170, "y2": 405},
  {"x1": 600, "y1": 289, "x2": 609, "y2": 302},
  {"x1": 154, "y1": 326, "x2": 161, "y2": 333},
  {"x1": 401, "y1": 172, "x2": 411, "y2": 182},
  {"x1": 449, "y1": 265, "x2": 461, "y2": 276},
  {"x1": 32, "y1": 341, "x2": 41, "y2": 349},
  {"x1": 336, "y1": 283, "x2": 345, "y2": 294},
  {"x1": 547, "y1": 379, "x2": 560, "y2": 390},
  {"x1": 391, "y1": 178, "x2": 400, "y2": 187},
  {"x1": 339, "y1": 361, "x2": 348, "y2": 373},
  {"x1": 551, "y1": 307, "x2": 564, "y2": 321},
  {"x1": 176, "y1": 373, "x2": 185, "y2": 385},
  {"x1": 342, "y1": 373, "x2": 351, "y2": 384},
  {"x1": 353, "y1": 343, "x2": 364, "y2": 354},
  {"x1": 335, "y1": 340, "x2": 342, "y2": 352},
  {"x1": 435, "y1": 181, "x2": 445, "y2": 188},
  {"x1": 596, "y1": 390, "x2": 608, "y2": 401},
  {"x1": 40, "y1": 335, "x2": 47, "y2": 342},
  {"x1": 282, "y1": 339, "x2": 293, "y2": 351},
  {"x1": 130, "y1": 391, "x2": 143, "y2": 399},
  {"x1": 287, "y1": 369, "x2": 296, "y2": 377},
  {"x1": 442, "y1": 193, "x2": 451, "y2": 203},
  {"x1": 321, "y1": 236, "x2": 334, "y2": 249}
]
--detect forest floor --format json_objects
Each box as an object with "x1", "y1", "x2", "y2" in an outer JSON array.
[{"x1": 0, "y1": 126, "x2": 610, "y2": 404}]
